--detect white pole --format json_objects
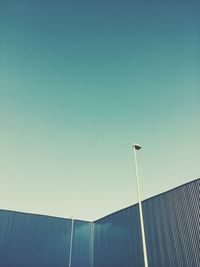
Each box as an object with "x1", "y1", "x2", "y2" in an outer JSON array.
[
  {"x1": 132, "y1": 144, "x2": 148, "y2": 267},
  {"x1": 90, "y1": 223, "x2": 95, "y2": 267},
  {"x1": 68, "y1": 218, "x2": 74, "y2": 267}
]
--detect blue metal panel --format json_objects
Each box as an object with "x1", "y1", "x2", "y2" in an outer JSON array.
[
  {"x1": 0, "y1": 210, "x2": 93, "y2": 267},
  {"x1": 142, "y1": 178, "x2": 200, "y2": 267},
  {"x1": 94, "y1": 205, "x2": 144, "y2": 267},
  {"x1": 0, "y1": 211, "x2": 71, "y2": 267},
  {"x1": 93, "y1": 178, "x2": 200, "y2": 267}
]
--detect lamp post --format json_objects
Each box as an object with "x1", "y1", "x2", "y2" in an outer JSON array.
[{"x1": 132, "y1": 144, "x2": 148, "y2": 267}]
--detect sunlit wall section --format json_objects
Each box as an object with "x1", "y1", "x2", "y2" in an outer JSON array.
[{"x1": 71, "y1": 220, "x2": 93, "y2": 267}]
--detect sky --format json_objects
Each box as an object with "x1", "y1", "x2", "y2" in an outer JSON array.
[{"x1": 0, "y1": 0, "x2": 199, "y2": 221}]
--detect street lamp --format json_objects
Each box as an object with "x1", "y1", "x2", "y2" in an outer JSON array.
[{"x1": 132, "y1": 144, "x2": 149, "y2": 267}]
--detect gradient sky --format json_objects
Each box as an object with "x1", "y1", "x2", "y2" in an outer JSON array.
[{"x1": 0, "y1": 0, "x2": 199, "y2": 221}]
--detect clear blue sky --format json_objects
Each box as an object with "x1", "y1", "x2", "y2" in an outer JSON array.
[{"x1": 0, "y1": 0, "x2": 199, "y2": 221}]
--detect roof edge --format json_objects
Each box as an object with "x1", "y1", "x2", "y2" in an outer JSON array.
[{"x1": 93, "y1": 177, "x2": 200, "y2": 222}]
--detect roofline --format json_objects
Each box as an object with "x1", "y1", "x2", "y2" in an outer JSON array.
[
  {"x1": 0, "y1": 178, "x2": 199, "y2": 223},
  {"x1": 0, "y1": 209, "x2": 91, "y2": 223},
  {"x1": 93, "y1": 177, "x2": 200, "y2": 222}
]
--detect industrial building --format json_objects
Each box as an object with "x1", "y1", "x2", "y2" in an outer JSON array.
[{"x1": 0, "y1": 178, "x2": 199, "y2": 267}]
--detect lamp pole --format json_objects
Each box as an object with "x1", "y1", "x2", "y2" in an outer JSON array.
[
  {"x1": 68, "y1": 217, "x2": 74, "y2": 267},
  {"x1": 132, "y1": 144, "x2": 148, "y2": 267}
]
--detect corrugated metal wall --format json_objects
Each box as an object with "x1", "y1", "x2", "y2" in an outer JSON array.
[
  {"x1": 94, "y1": 178, "x2": 200, "y2": 267},
  {"x1": 0, "y1": 211, "x2": 92, "y2": 267},
  {"x1": 142, "y1": 178, "x2": 200, "y2": 267},
  {"x1": 0, "y1": 179, "x2": 199, "y2": 267},
  {"x1": 93, "y1": 205, "x2": 144, "y2": 267}
]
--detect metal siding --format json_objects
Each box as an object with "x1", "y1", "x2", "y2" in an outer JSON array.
[
  {"x1": 93, "y1": 178, "x2": 200, "y2": 267},
  {"x1": 94, "y1": 205, "x2": 144, "y2": 267},
  {"x1": 0, "y1": 179, "x2": 199, "y2": 267},
  {"x1": 143, "y1": 178, "x2": 200, "y2": 267},
  {"x1": 0, "y1": 211, "x2": 71, "y2": 267}
]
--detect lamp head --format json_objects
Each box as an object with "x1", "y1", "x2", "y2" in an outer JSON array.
[{"x1": 132, "y1": 143, "x2": 142, "y2": 150}]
